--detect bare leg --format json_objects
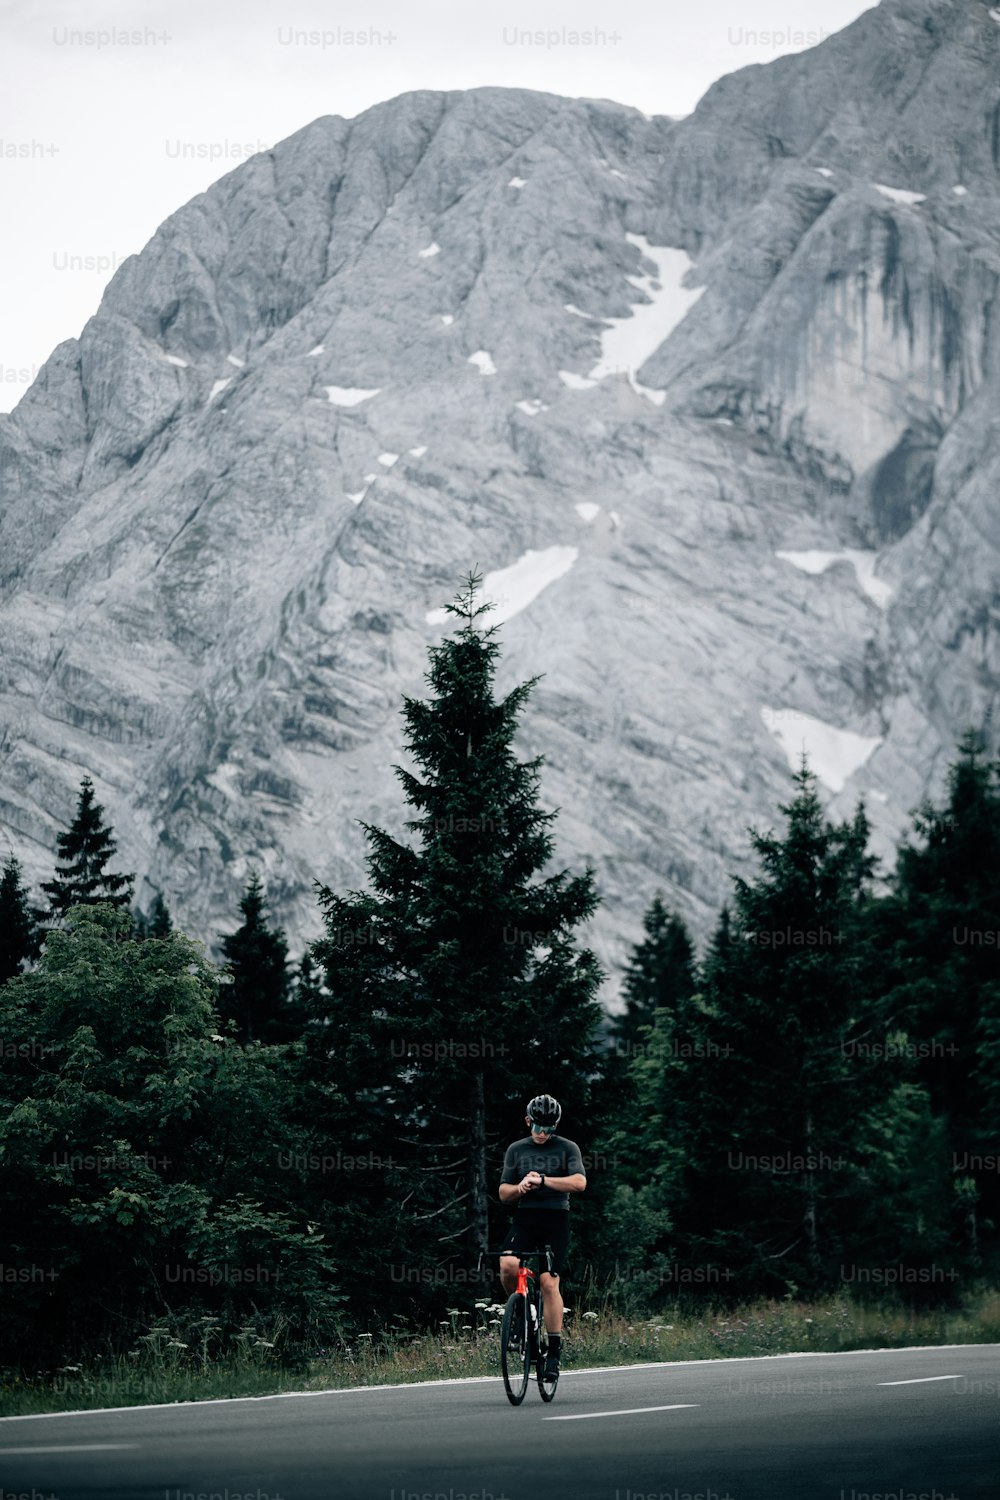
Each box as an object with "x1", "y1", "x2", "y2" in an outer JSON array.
[
  {"x1": 499, "y1": 1256, "x2": 519, "y2": 1295},
  {"x1": 540, "y1": 1273, "x2": 563, "y2": 1334}
]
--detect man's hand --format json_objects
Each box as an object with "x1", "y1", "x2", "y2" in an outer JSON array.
[{"x1": 518, "y1": 1171, "x2": 542, "y2": 1195}]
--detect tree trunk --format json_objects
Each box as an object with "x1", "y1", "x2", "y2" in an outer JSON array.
[
  {"x1": 468, "y1": 1069, "x2": 489, "y2": 1261},
  {"x1": 803, "y1": 1110, "x2": 819, "y2": 1277},
  {"x1": 966, "y1": 1195, "x2": 979, "y2": 1265}
]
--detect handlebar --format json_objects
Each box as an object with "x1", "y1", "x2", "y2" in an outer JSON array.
[
  {"x1": 485, "y1": 1245, "x2": 553, "y2": 1258},
  {"x1": 483, "y1": 1244, "x2": 554, "y2": 1273}
]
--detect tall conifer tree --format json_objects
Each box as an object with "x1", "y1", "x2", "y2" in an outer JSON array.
[
  {"x1": 42, "y1": 777, "x2": 134, "y2": 920},
  {"x1": 219, "y1": 873, "x2": 291, "y2": 1044},
  {"x1": 878, "y1": 732, "x2": 1000, "y2": 1255},
  {"x1": 0, "y1": 853, "x2": 40, "y2": 984},
  {"x1": 314, "y1": 573, "x2": 604, "y2": 1265},
  {"x1": 612, "y1": 896, "x2": 695, "y2": 1059},
  {"x1": 669, "y1": 763, "x2": 943, "y2": 1293}
]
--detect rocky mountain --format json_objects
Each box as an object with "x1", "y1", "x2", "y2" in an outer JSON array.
[{"x1": 1, "y1": 0, "x2": 998, "y2": 990}]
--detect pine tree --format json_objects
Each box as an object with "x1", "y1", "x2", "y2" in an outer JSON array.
[
  {"x1": 672, "y1": 762, "x2": 939, "y2": 1294},
  {"x1": 877, "y1": 732, "x2": 1000, "y2": 1258},
  {"x1": 42, "y1": 777, "x2": 134, "y2": 920},
  {"x1": 611, "y1": 896, "x2": 695, "y2": 1060},
  {"x1": 219, "y1": 873, "x2": 291, "y2": 1044},
  {"x1": 313, "y1": 573, "x2": 604, "y2": 1271},
  {"x1": 147, "y1": 892, "x2": 173, "y2": 938},
  {"x1": 582, "y1": 898, "x2": 696, "y2": 1277},
  {"x1": 133, "y1": 893, "x2": 172, "y2": 941},
  {"x1": 293, "y1": 950, "x2": 326, "y2": 1020},
  {"x1": 0, "y1": 853, "x2": 40, "y2": 985}
]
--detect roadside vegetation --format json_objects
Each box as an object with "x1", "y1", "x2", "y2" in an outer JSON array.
[{"x1": 4, "y1": 1288, "x2": 999, "y2": 1417}]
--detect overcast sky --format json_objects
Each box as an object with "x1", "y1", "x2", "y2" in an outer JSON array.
[{"x1": 1, "y1": 0, "x2": 877, "y2": 413}]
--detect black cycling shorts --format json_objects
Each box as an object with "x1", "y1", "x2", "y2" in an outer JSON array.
[{"x1": 498, "y1": 1209, "x2": 571, "y2": 1279}]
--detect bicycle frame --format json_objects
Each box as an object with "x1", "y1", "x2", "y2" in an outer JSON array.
[{"x1": 495, "y1": 1244, "x2": 558, "y2": 1404}]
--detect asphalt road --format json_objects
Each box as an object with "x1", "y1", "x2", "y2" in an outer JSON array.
[{"x1": 2, "y1": 1343, "x2": 998, "y2": 1500}]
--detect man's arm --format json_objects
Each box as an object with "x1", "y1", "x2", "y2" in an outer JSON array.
[
  {"x1": 539, "y1": 1173, "x2": 586, "y2": 1194},
  {"x1": 499, "y1": 1142, "x2": 544, "y2": 1204},
  {"x1": 556, "y1": 1140, "x2": 587, "y2": 1194},
  {"x1": 499, "y1": 1172, "x2": 543, "y2": 1204}
]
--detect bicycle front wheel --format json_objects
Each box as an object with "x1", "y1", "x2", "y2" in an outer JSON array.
[
  {"x1": 500, "y1": 1292, "x2": 531, "y2": 1405},
  {"x1": 536, "y1": 1302, "x2": 558, "y2": 1403}
]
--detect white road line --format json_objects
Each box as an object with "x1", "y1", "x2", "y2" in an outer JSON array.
[
  {"x1": 0, "y1": 1442, "x2": 138, "y2": 1454},
  {"x1": 543, "y1": 1403, "x2": 700, "y2": 1421},
  {"x1": 877, "y1": 1376, "x2": 960, "y2": 1386}
]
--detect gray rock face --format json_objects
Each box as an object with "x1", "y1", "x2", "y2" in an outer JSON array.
[{"x1": 2, "y1": 0, "x2": 998, "y2": 991}]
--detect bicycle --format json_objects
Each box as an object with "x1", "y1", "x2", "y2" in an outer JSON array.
[{"x1": 497, "y1": 1244, "x2": 559, "y2": 1405}]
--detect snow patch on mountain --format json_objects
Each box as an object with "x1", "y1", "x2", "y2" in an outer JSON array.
[
  {"x1": 164, "y1": 354, "x2": 188, "y2": 367},
  {"x1": 226, "y1": 354, "x2": 244, "y2": 367},
  {"x1": 418, "y1": 242, "x2": 441, "y2": 258},
  {"x1": 575, "y1": 503, "x2": 600, "y2": 522},
  {"x1": 776, "y1": 550, "x2": 892, "y2": 609},
  {"x1": 426, "y1": 547, "x2": 578, "y2": 627},
  {"x1": 760, "y1": 708, "x2": 882, "y2": 793},
  {"x1": 209, "y1": 379, "x2": 231, "y2": 400},
  {"x1": 515, "y1": 398, "x2": 546, "y2": 415},
  {"x1": 306, "y1": 345, "x2": 324, "y2": 356},
  {"x1": 324, "y1": 386, "x2": 381, "y2": 406},
  {"x1": 207, "y1": 762, "x2": 241, "y2": 800},
  {"x1": 378, "y1": 452, "x2": 399, "y2": 467},
  {"x1": 508, "y1": 176, "x2": 527, "y2": 188},
  {"x1": 468, "y1": 351, "x2": 496, "y2": 376},
  {"x1": 559, "y1": 370, "x2": 597, "y2": 390},
  {"x1": 587, "y1": 233, "x2": 703, "y2": 395},
  {"x1": 627, "y1": 374, "x2": 667, "y2": 407},
  {"x1": 873, "y1": 184, "x2": 926, "y2": 205}
]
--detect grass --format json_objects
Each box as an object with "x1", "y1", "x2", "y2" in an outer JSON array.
[{"x1": 4, "y1": 1288, "x2": 999, "y2": 1418}]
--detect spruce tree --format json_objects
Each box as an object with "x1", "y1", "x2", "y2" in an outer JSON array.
[
  {"x1": 611, "y1": 896, "x2": 695, "y2": 1060},
  {"x1": 219, "y1": 873, "x2": 291, "y2": 1044},
  {"x1": 0, "y1": 853, "x2": 40, "y2": 985},
  {"x1": 877, "y1": 733, "x2": 1000, "y2": 1257},
  {"x1": 147, "y1": 892, "x2": 173, "y2": 938},
  {"x1": 293, "y1": 950, "x2": 326, "y2": 1020},
  {"x1": 673, "y1": 762, "x2": 940, "y2": 1294},
  {"x1": 584, "y1": 897, "x2": 696, "y2": 1273},
  {"x1": 42, "y1": 777, "x2": 134, "y2": 920},
  {"x1": 133, "y1": 893, "x2": 171, "y2": 940},
  {"x1": 313, "y1": 573, "x2": 604, "y2": 1270}
]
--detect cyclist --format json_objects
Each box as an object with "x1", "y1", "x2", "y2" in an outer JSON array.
[{"x1": 498, "y1": 1093, "x2": 586, "y2": 1381}]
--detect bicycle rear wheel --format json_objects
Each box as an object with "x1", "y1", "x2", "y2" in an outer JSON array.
[{"x1": 500, "y1": 1292, "x2": 531, "y2": 1405}]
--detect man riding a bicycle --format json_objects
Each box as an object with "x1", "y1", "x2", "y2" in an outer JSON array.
[{"x1": 498, "y1": 1093, "x2": 586, "y2": 1381}]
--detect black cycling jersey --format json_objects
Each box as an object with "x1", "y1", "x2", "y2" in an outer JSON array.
[{"x1": 500, "y1": 1134, "x2": 586, "y2": 1211}]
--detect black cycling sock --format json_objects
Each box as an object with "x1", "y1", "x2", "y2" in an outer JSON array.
[{"x1": 547, "y1": 1333, "x2": 562, "y2": 1352}]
